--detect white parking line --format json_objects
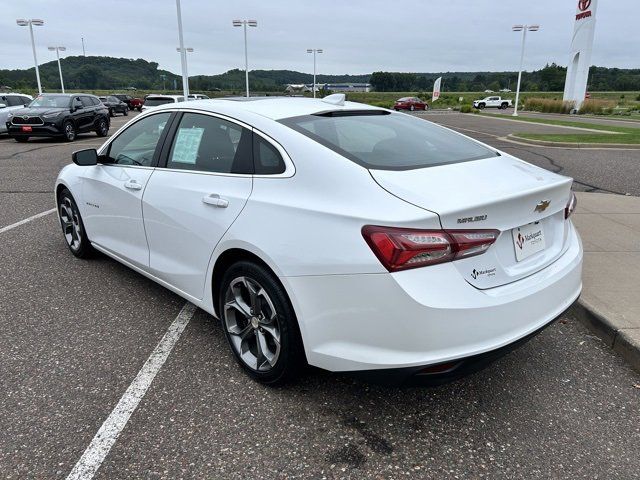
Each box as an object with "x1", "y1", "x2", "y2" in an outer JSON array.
[
  {"x1": 0, "y1": 208, "x2": 56, "y2": 234},
  {"x1": 66, "y1": 302, "x2": 197, "y2": 480}
]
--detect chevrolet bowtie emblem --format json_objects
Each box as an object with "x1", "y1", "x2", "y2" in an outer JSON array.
[{"x1": 534, "y1": 200, "x2": 551, "y2": 213}]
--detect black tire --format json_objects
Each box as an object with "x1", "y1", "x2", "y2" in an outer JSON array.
[
  {"x1": 15, "y1": 136, "x2": 29, "y2": 143},
  {"x1": 410, "y1": 105, "x2": 415, "y2": 111},
  {"x1": 219, "y1": 261, "x2": 305, "y2": 385},
  {"x1": 95, "y1": 117, "x2": 109, "y2": 137},
  {"x1": 478, "y1": 103, "x2": 485, "y2": 109},
  {"x1": 501, "y1": 103, "x2": 508, "y2": 109},
  {"x1": 109, "y1": 108, "x2": 114, "y2": 117},
  {"x1": 123, "y1": 108, "x2": 128, "y2": 116},
  {"x1": 424, "y1": 104, "x2": 429, "y2": 111},
  {"x1": 137, "y1": 106, "x2": 142, "y2": 111},
  {"x1": 57, "y1": 188, "x2": 95, "y2": 259},
  {"x1": 63, "y1": 121, "x2": 76, "y2": 142}
]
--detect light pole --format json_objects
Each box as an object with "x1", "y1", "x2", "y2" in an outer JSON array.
[
  {"x1": 160, "y1": 74, "x2": 167, "y2": 91},
  {"x1": 512, "y1": 24, "x2": 539, "y2": 117},
  {"x1": 232, "y1": 19, "x2": 257, "y2": 97},
  {"x1": 16, "y1": 19, "x2": 44, "y2": 94},
  {"x1": 176, "y1": 47, "x2": 193, "y2": 96},
  {"x1": 175, "y1": 0, "x2": 190, "y2": 101},
  {"x1": 48, "y1": 46, "x2": 67, "y2": 93},
  {"x1": 81, "y1": 37, "x2": 86, "y2": 56},
  {"x1": 306, "y1": 49, "x2": 323, "y2": 98}
]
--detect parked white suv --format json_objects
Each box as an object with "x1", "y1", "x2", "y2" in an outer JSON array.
[
  {"x1": 473, "y1": 96, "x2": 512, "y2": 110},
  {"x1": 141, "y1": 94, "x2": 185, "y2": 111},
  {"x1": 0, "y1": 93, "x2": 33, "y2": 133}
]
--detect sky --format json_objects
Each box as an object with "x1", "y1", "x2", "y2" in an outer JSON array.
[{"x1": 1, "y1": 0, "x2": 637, "y2": 76}]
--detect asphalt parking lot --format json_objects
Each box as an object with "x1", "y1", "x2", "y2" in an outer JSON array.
[{"x1": 1, "y1": 111, "x2": 639, "y2": 479}]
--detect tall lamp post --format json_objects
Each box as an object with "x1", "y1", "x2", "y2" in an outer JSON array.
[
  {"x1": 306, "y1": 49, "x2": 323, "y2": 98},
  {"x1": 176, "y1": 47, "x2": 194, "y2": 97},
  {"x1": 232, "y1": 19, "x2": 258, "y2": 98},
  {"x1": 16, "y1": 19, "x2": 44, "y2": 94},
  {"x1": 160, "y1": 74, "x2": 167, "y2": 91},
  {"x1": 48, "y1": 46, "x2": 67, "y2": 93},
  {"x1": 512, "y1": 24, "x2": 540, "y2": 117},
  {"x1": 174, "y1": 0, "x2": 190, "y2": 101}
]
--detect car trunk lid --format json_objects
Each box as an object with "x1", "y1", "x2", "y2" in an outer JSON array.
[{"x1": 370, "y1": 155, "x2": 574, "y2": 289}]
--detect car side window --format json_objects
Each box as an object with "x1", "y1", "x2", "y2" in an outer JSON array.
[
  {"x1": 166, "y1": 113, "x2": 252, "y2": 174},
  {"x1": 253, "y1": 134, "x2": 286, "y2": 175},
  {"x1": 80, "y1": 96, "x2": 93, "y2": 108},
  {"x1": 106, "y1": 112, "x2": 171, "y2": 166},
  {"x1": 6, "y1": 96, "x2": 21, "y2": 107},
  {"x1": 72, "y1": 97, "x2": 83, "y2": 109},
  {"x1": 92, "y1": 97, "x2": 101, "y2": 106}
]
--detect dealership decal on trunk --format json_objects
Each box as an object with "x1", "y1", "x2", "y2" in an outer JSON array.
[{"x1": 471, "y1": 267, "x2": 497, "y2": 280}]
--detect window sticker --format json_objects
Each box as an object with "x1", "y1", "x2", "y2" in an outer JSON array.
[{"x1": 171, "y1": 127, "x2": 204, "y2": 165}]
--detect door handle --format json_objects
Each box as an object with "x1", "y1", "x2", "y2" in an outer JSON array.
[
  {"x1": 124, "y1": 180, "x2": 143, "y2": 190},
  {"x1": 202, "y1": 194, "x2": 229, "y2": 208}
]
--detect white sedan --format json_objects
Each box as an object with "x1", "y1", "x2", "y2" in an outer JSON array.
[{"x1": 55, "y1": 95, "x2": 582, "y2": 385}]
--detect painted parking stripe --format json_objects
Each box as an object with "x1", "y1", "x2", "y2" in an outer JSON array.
[
  {"x1": 0, "y1": 208, "x2": 56, "y2": 234},
  {"x1": 66, "y1": 302, "x2": 197, "y2": 480}
]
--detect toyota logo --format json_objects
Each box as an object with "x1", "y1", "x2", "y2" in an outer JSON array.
[
  {"x1": 22, "y1": 115, "x2": 29, "y2": 120},
  {"x1": 578, "y1": 0, "x2": 591, "y2": 11}
]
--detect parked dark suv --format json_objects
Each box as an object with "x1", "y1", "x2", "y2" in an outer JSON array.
[
  {"x1": 6, "y1": 93, "x2": 110, "y2": 142},
  {"x1": 99, "y1": 95, "x2": 129, "y2": 117}
]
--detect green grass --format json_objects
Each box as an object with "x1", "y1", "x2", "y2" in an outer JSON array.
[{"x1": 480, "y1": 113, "x2": 640, "y2": 144}]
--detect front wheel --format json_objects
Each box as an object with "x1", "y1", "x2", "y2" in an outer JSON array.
[
  {"x1": 219, "y1": 261, "x2": 305, "y2": 385},
  {"x1": 478, "y1": 103, "x2": 485, "y2": 109},
  {"x1": 410, "y1": 105, "x2": 415, "y2": 111},
  {"x1": 63, "y1": 121, "x2": 76, "y2": 142},
  {"x1": 58, "y1": 189, "x2": 95, "y2": 258},
  {"x1": 123, "y1": 108, "x2": 128, "y2": 116}
]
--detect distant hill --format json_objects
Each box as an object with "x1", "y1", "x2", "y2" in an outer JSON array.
[{"x1": 1, "y1": 56, "x2": 638, "y2": 92}]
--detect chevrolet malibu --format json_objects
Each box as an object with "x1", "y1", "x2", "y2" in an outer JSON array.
[{"x1": 55, "y1": 95, "x2": 583, "y2": 385}]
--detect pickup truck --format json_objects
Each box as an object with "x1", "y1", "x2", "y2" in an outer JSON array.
[
  {"x1": 113, "y1": 94, "x2": 144, "y2": 111},
  {"x1": 473, "y1": 96, "x2": 512, "y2": 109}
]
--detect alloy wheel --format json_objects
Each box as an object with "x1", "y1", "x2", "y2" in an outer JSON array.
[
  {"x1": 59, "y1": 197, "x2": 82, "y2": 251},
  {"x1": 223, "y1": 276, "x2": 281, "y2": 372},
  {"x1": 64, "y1": 122, "x2": 76, "y2": 141}
]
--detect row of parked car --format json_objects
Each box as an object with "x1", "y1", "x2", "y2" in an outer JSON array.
[{"x1": 1, "y1": 92, "x2": 212, "y2": 142}]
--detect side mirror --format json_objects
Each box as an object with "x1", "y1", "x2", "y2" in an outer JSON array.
[
  {"x1": 74, "y1": 105, "x2": 83, "y2": 111},
  {"x1": 72, "y1": 148, "x2": 98, "y2": 166},
  {"x1": 0, "y1": 104, "x2": 6, "y2": 109}
]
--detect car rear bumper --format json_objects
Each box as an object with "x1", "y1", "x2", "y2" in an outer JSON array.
[{"x1": 283, "y1": 221, "x2": 582, "y2": 374}]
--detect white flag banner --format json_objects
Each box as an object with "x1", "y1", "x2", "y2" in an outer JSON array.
[{"x1": 432, "y1": 77, "x2": 442, "y2": 102}]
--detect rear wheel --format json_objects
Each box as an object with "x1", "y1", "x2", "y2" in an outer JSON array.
[
  {"x1": 58, "y1": 189, "x2": 95, "y2": 258},
  {"x1": 123, "y1": 108, "x2": 128, "y2": 116},
  {"x1": 96, "y1": 117, "x2": 109, "y2": 137},
  {"x1": 15, "y1": 137, "x2": 29, "y2": 143},
  {"x1": 109, "y1": 108, "x2": 114, "y2": 117},
  {"x1": 501, "y1": 103, "x2": 508, "y2": 109},
  {"x1": 219, "y1": 261, "x2": 305, "y2": 385}
]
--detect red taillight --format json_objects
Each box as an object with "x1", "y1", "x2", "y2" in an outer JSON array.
[
  {"x1": 565, "y1": 192, "x2": 577, "y2": 219},
  {"x1": 362, "y1": 225, "x2": 500, "y2": 272}
]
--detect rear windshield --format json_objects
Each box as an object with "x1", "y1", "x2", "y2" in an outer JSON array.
[
  {"x1": 144, "y1": 97, "x2": 175, "y2": 107},
  {"x1": 279, "y1": 112, "x2": 496, "y2": 170}
]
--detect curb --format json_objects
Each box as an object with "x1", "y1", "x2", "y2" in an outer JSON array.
[
  {"x1": 506, "y1": 134, "x2": 640, "y2": 149},
  {"x1": 571, "y1": 298, "x2": 640, "y2": 373}
]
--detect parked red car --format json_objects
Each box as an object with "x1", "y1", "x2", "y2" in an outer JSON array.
[
  {"x1": 113, "y1": 94, "x2": 144, "y2": 111},
  {"x1": 393, "y1": 97, "x2": 429, "y2": 111}
]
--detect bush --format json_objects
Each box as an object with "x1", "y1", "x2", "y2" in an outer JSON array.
[
  {"x1": 460, "y1": 104, "x2": 473, "y2": 113},
  {"x1": 578, "y1": 99, "x2": 616, "y2": 115},
  {"x1": 524, "y1": 97, "x2": 574, "y2": 114}
]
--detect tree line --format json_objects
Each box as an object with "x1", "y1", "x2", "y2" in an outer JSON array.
[
  {"x1": 1, "y1": 56, "x2": 639, "y2": 92},
  {"x1": 370, "y1": 64, "x2": 640, "y2": 92}
]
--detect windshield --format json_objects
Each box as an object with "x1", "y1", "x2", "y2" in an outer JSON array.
[
  {"x1": 29, "y1": 95, "x2": 71, "y2": 108},
  {"x1": 279, "y1": 112, "x2": 497, "y2": 170},
  {"x1": 144, "y1": 97, "x2": 175, "y2": 107}
]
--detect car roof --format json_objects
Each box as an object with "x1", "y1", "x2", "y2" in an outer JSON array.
[{"x1": 151, "y1": 96, "x2": 383, "y2": 121}]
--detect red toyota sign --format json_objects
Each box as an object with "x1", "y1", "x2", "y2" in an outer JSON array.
[
  {"x1": 578, "y1": 0, "x2": 591, "y2": 11},
  {"x1": 576, "y1": 0, "x2": 592, "y2": 20}
]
